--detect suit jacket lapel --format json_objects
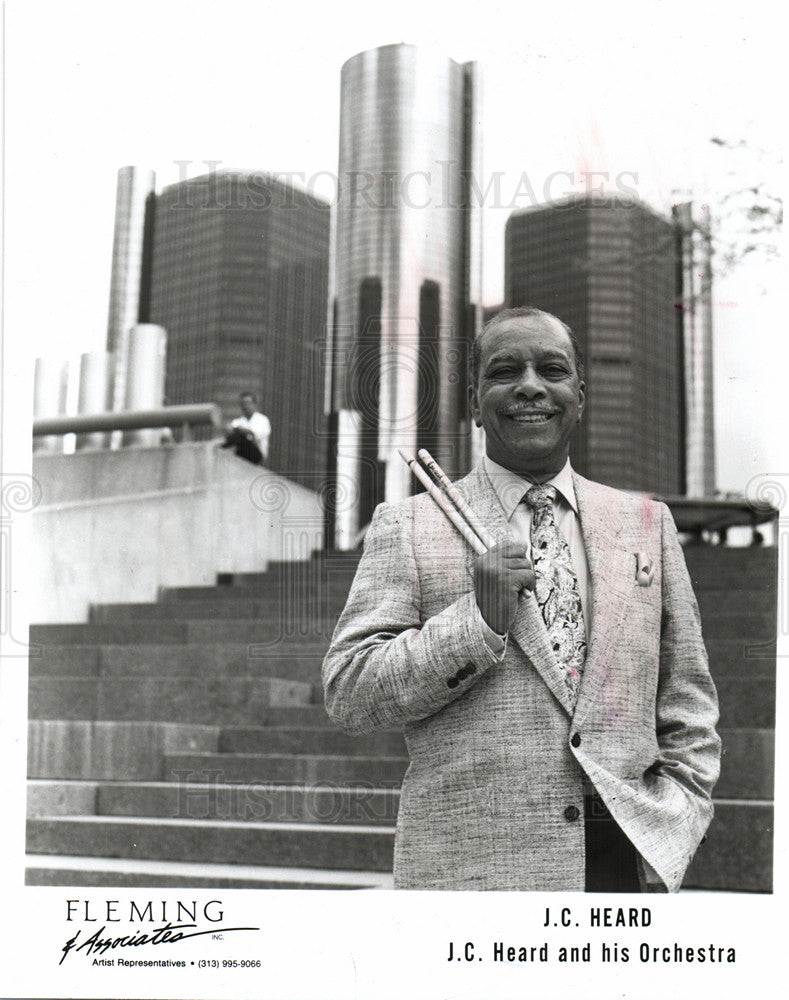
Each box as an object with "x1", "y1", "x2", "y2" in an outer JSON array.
[
  {"x1": 457, "y1": 464, "x2": 576, "y2": 716},
  {"x1": 571, "y1": 473, "x2": 633, "y2": 726}
]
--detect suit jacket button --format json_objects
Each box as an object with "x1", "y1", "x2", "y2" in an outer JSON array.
[
  {"x1": 464, "y1": 662, "x2": 477, "y2": 674},
  {"x1": 571, "y1": 733, "x2": 581, "y2": 748},
  {"x1": 447, "y1": 676, "x2": 459, "y2": 689},
  {"x1": 564, "y1": 805, "x2": 580, "y2": 822}
]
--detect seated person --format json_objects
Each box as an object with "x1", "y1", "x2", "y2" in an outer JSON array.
[{"x1": 220, "y1": 392, "x2": 271, "y2": 465}]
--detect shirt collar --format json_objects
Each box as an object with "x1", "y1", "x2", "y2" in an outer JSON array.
[{"x1": 482, "y1": 454, "x2": 579, "y2": 520}]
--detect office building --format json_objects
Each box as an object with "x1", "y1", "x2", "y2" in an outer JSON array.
[
  {"x1": 505, "y1": 195, "x2": 689, "y2": 495},
  {"x1": 149, "y1": 170, "x2": 331, "y2": 488},
  {"x1": 329, "y1": 43, "x2": 482, "y2": 547}
]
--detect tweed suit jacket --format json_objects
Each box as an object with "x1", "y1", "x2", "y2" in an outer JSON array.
[{"x1": 322, "y1": 463, "x2": 721, "y2": 891}]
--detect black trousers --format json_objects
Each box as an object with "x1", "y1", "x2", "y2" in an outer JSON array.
[
  {"x1": 585, "y1": 791, "x2": 641, "y2": 893},
  {"x1": 221, "y1": 428, "x2": 262, "y2": 466}
]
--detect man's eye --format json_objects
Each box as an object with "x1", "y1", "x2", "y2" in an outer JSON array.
[
  {"x1": 488, "y1": 367, "x2": 517, "y2": 379},
  {"x1": 543, "y1": 365, "x2": 569, "y2": 377}
]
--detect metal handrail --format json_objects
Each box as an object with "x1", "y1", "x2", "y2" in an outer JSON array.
[{"x1": 33, "y1": 403, "x2": 224, "y2": 438}]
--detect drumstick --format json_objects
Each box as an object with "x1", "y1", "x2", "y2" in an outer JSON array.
[
  {"x1": 417, "y1": 448, "x2": 496, "y2": 551},
  {"x1": 398, "y1": 450, "x2": 488, "y2": 555}
]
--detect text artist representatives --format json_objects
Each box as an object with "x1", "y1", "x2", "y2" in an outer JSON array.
[{"x1": 322, "y1": 307, "x2": 721, "y2": 892}]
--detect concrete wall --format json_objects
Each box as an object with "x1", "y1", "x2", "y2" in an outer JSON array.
[{"x1": 32, "y1": 443, "x2": 324, "y2": 623}]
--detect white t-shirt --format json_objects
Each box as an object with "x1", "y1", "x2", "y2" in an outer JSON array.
[{"x1": 231, "y1": 411, "x2": 271, "y2": 460}]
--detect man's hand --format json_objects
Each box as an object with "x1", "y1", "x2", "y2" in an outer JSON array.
[{"x1": 473, "y1": 542, "x2": 535, "y2": 635}]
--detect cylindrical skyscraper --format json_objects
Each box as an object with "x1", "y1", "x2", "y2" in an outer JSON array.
[
  {"x1": 123, "y1": 323, "x2": 167, "y2": 447},
  {"x1": 674, "y1": 202, "x2": 716, "y2": 497},
  {"x1": 106, "y1": 165, "x2": 156, "y2": 434},
  {"x1": 33, "y1": 358, "x2": 69, "y2": 454},
  {"x1": 329, "y1": 43, "x2": 482, "y2": 548},
  {"x1": 76, "y1": 350, "x2": 115, "y2": 450}
]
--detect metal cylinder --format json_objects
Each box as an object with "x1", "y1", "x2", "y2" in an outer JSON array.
[
  {"x1": 334, "y1": 409, "x2": 362, "y2": 551},
  {"x1": 123, "y1": 323, "x2": 167, "y2": 447},
  {"x1": 106, "y1": 165, "x2": 156, "y2": 423},
  {"x1": 76, "y1": 350, "x2": 114, "y2": 450},
  {"x1": 674, "y1": 202, "x2": 716, "y2": 497},
  {"x1": 331, "y1": 44, "x2": 480, "y2": 542},
  {"x1": 33, "y1": 357, "x2": 69, "y2": 454}
]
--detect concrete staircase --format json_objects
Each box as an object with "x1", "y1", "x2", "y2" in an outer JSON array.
[
  {"x1": 26, "y1": 544, "x2": 777, "y2": 891},
  {"x1": 682, "y1": 544, "x2": 777, "y2": 892},
  {"x1": 26, "y1": 553, "x2": 400, "y2": 889}
]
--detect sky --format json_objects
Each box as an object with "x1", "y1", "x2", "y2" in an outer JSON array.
[{"x1": 3, "y1": 0, "x2": 785, "y2": 494}]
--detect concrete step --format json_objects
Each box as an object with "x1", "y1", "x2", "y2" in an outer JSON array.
[
  {"x1": 226, "y1": 561, "x2": 360, "y2": 585},
  {"x1": 108, "y1": 782, "x2": 399, "y2": 826},
  {"x1": 183, "y1": 621, "x2": 335, "y2": 646},
  {"x1": 31, "y1": 619, "x2": 327, "y2": 646},
  {"x1": 691, "y1": 577, "x2": 777, "y2": 596},
  {"x1": 26, "y1": 777, "x2": 400, "y2": 827},
  {"x1": 31, "y1": 622, "x2": 189, "y2": 645},
  {"x1": 28, "y1": 779, "x2": 99, "y2": 816},
  {"x1": 253, "y1": 705, "x2": 334, "y2": 727},
  {"x1": 705, "y1": 638, "x2": 776, "y2": 678},
  {"x1": 684, "y1": 546, "x2": 777, "y2": 569},
  {"x1": 159, "y1": 582, "x2": 355, "y2": 602},
  {"x1": 89, "y1": 599, "x2": 349, "y2": 624},
  {"x1": 696, "y1": 590, "x2": 779, "y2": 616},
  {"x1": 27, "y1": 721, "x2": 220, "y2": 781},
  {"x1": 27, "y1": 621, "x2": 335, "y2": 649},
  {"x1": 717, "y1": 729, "x2": 774, "y2": 799},
  {"x1": 698, "y1": 610, "x2": 778, "y2": 640},
  {"x1": 27, "y1": 778, "x2": 400, "y2": 826},
  {"x1": 683, "y1": 800, "x2": 773, "y2": 892},
  {"x1": 162, "y1": 752, "x2": 409, "y2": 786},
  {"x1": 31, "y1": 620, "x2": 335, "y2": 647},
  {"x1": 29, "y1": 644, "x2": 327, "y2": 684},
  {"x1": 715, "y1": 677, "x2": 776, "y2": 728},
  {"x1": 217, "y1": 726, "x2": 406, "y2": 757},
  {"x1": 28, "y1": 645, "x2": 103, "y2": 677},
  {"x1": 686, "y1": 560, "x2": 778, "y2": 593},
  {"x1": 25, "y1": 854, "x2": 392, "y2": 889},
  {"x1": 29, "y1": 676, "x2": 319, "y2": 724},
  {"x1": 26, "y1": 815, "x2": 395, "y2": 872}
]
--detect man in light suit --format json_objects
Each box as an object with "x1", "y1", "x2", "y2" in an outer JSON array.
[{"x1": 322, "y1": 306, "x2": 721, "y2": 892}]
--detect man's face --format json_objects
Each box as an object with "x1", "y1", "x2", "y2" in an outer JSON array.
[
  {"x1": 469, "y1": 314, "x2": 585, "y2": 479},
  {"x1": 240, "y1": 395, "x2": 256, "y2": 418}
]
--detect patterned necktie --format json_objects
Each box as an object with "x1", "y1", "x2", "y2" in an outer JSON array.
[{"x1": 524, "y1": 484, "x2": 587, "y2": 702}]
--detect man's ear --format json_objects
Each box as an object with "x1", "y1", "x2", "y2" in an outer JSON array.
[
  {"x1": 468, "y1": 384, "x2": 482, "y2": 428},
  {"x1": 576, "y1": 381, "x2": 586, "y2": 424}
]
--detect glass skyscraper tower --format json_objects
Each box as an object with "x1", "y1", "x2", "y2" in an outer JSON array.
[
  {"x1": 149, "y1": 170, "x2": 330, "y2": 489},
  {"x1": 328, "y1": 43, "x2": 482, "y2": 548},
  {"x1": 505, "y1": 194, "x2": 694, "y2": 497}
]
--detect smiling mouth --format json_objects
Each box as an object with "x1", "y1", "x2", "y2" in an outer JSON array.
[{"x1": 507, "y1": 412, "x2": 556, "y2": 424}]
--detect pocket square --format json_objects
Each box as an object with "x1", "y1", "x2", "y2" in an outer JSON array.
[{"x1": 635, "y1": 552, "x2": 655, "y2": 586}]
